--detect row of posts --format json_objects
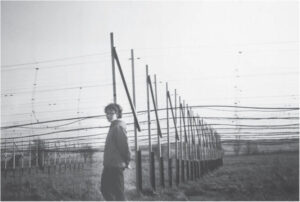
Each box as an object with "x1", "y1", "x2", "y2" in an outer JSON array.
[
  {"x1": 110, "y1": 33, "x2": 223, "y2": 193},
  {"x1": 141, "y1": 69, "x2": 223, "y2": 191},
  {"x1": 1, "y1": 141, "x2": 86, "y2": 178}
]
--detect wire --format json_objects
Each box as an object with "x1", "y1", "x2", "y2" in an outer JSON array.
[{"x1": 1, "y1": 52, "x2": 110, "y2": 69}]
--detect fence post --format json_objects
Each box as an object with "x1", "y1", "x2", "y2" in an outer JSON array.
[
  {"x1": 110, "y1": 32, "x2": 117, "y2": 103},
  {"x1": 187, "y1": 107, "x2": 194, "y2": 181},
  {"x1": 146, "y1": 65, "x2": 155, "y2": 191},
  {"x1": 64, "y1": 143, "x2": 67, "y2": 171},
  {"x1": 179, "y1": 97, "x2": 184, "y2": 183},
  {"x1": 148, "y1": 74, "x2": 164, "y2": 188},
  {"x1": 166, "y1": 83, "x2": 172, "y2": 187},
  {"x1": 180, "y1": 101, "x2": 187, "y2": 182},
  {"x1": 21, "y1": 137, "x2": 24, "y2": 175},
  {"x1": 42, "y1": 141, "x2": 45, "y2": 172},
  {"x1": 186, "y1": 104, "x2": 191, "y2": 181},
  {"x1": 59, "y1": 141, "x2": 62, "y2": 172},
  {"x1": 73, "y1": 144, "x2": 76, "y2": 170},
  {"x1": 54, "y1": 142, "x2": 57, "y2": 173},
  {"x1": 196, "y1": 117, "x2": 202, "y2": 178},
  {"x1": 153, "y1": 75, "x2": 164, "y2": 188},
  {"x1": 190, "y1": 111, "x2": 197, "y2": 179},
  {"x1": 175, "y1": 90, "x2": 179, "y2": 186},
  {"x1": 13, "y1": 138, "x2": 16, "y2": 177},
  {"x1": 131, "y1": 49, "x2": 142, "y2": 193},
  {"x1": 4, "y1": 139, "x2": 7, "y2": 178},
  {"x1": 198, "y1": 119, "x2": 204, "y2": 176},
  {"x1": 36, "y1": 139, "x2": 38, "y2": 173},
  {"x1": 48, "y1": 142, "x2": 51, "y2": 175},
  {"x1": 29, "y1": 139, "x2": 31, "y2": 174}
]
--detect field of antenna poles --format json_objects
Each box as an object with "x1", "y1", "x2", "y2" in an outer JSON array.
[{"x1": 1, "y1": 33, "x2": 299, "y2": 201}]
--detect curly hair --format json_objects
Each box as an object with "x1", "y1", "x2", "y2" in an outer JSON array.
[{"x1": 104, "y1": 103, "x2": 123, "y2": 118}]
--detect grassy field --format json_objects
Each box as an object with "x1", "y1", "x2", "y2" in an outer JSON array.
[{"x1": 1, "y1": 151, "x2": 299, "y2": 201}]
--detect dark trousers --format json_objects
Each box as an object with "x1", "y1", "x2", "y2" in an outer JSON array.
[{"x1": 101, "y1": 166, "x2": 125, "y2": 201}]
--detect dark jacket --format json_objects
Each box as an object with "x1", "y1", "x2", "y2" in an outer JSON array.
[{"x1": 103, "y1": 119, "x2": 131, "y2": 168}]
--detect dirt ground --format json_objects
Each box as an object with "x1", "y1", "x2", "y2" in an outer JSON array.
[{"x1": 1, "y1": 151, "x2": 299, "y2": 201}]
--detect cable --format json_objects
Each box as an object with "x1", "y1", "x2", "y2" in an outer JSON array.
[{"x1": 1, "y1": 52, "x2": 110, "y2": 69}]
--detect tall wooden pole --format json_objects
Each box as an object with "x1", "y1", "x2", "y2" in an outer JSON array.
[
  {"x1": 166, "y1": 83, "x2": 169, "y2": 161},
  {"x1": 13, "y1": 139, "x2": 15, "y2": 170},
  {"x1": 113, "y1": 47, "x2": 141, "y2": 131},
  {"x1": 153, "y1": 75, "x2": 164, "y2": 187},
  {"x1": 110, "y1": 32, "x2": 117, "y2": 103},
  {"x1": 154, "y1": 75, "x2": 161, "y2": 157},
  {"x1": 146, "y1": 65, "x2": 155, "y2": 190},
  {"x1": 166, "y1": 83, "x2": 172, "y2": 186},
  {"x1": 29, "y1": 139, "x2": 31, "y2": 169},
  {"x1": 131, "y1": 49, "x2": 141, "y2": 192},
  {"x1": 4, "y1": 139, "x2": 7, "y2": 171},
  {"x1": 175, "y1": 89, "x2": 179, "y2": 185},
  {"x1": 179, "y1": 96, "x2": 183, "y2": 161},
  {"x1": 131, "y1": 49, "x2": 138, "y2": 152},
  {"x1": 175, "y1": 90, "x2": 178, "y2": 160},
  {"x1": 146, "y1": 66, "x2": 152, "y2": 153},
  {"x1": 21, "y1": 136, "x2": 24, "y2": 173}
]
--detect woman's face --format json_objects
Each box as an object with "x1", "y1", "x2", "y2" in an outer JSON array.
[{"x1": 106, "y1": 110, "x2": 117, "y2": 122}]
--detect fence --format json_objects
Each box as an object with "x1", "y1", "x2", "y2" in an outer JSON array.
[{"x1": 2, "y1": 33, "x2": 298, "y2": 194}]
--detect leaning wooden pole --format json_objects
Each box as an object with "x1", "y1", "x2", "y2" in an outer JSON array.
[
  {"x1": 146, "y1": 66, "x2": 155, "y2": 191},
  {"x1": 180, "y1": 102, "x2": 188, "y2": 181},
  {"x1": 154, "y1": 75, "x2": 164, "y2": 187},
  {"x1": 179, "y1": 97, "x2": 183, "y2": 182},
  {"x1": 174, "y1": 90, "x2": 180, "y2": 185},
  {"x1": 166, "y1": 83, "x2": 172, "y2": 187},
  {"x1": 166, "y1": 90, "x2": 180, "y2": 186},
  {"x1": 148, "y1": 75, "x2": 164, "y2": 187},
  {"x1": 113, "y1": 47, "x2": 141, "y2": 132}
]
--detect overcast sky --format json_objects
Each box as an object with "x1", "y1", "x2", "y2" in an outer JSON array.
[{"x1": 1, "y1": 1, "x2": 299, "y2": 144}]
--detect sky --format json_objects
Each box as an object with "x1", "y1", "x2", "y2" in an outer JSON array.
[{"x1": 1, "y1": 1, "x2": 299, "y2": 147}]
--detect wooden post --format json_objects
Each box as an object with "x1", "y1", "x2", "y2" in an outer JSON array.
[
  {"x1": 154, "y1": 75, "x2": 162, "y2": 160},
  {"x1": 187, "y1": 107, "x2": 194, "y2": 180},
  {"x1": 179, "y1": 97, "x2": 184, "y2": 182},
  {"x1": 64, "y1": 143, "x2": 67, "y2": 171},
  {"x1": 205, "y1": 124, "x2": 210, "y2": 172},
  {"x1": 154, "y1": 75, "x2": 164, "y2": 188},
  {"x1": 148, "y1": 74, "x2": 164, "y2": 187},
  {"x1": 166, "y1": 83, "x2": 172, "y2": 187},
  {"x1": 195, "y1": 117, "x2": 202, "y2": 177},
  {"x1": 73, "y1": 144, "x2": 76, "y2": 170},
  {"x1": 21, "y1": 137, "x2": 24, "y2": 175},
  {"x1": 54, "y1": 142, "x2": 57, "y2": 173},
  {"x1": 48, "y1": 142, "x2": 51, "y2": 175},
  {"x1": 186, "y1": 105, "x2": 191, "y2": 180},
  {"x1": 146, "y1": 65, "x2": 155, "y2": 191},
  {"x1": 175, "y1": 90, "x2": 178, "y2": 162},
  {"x1": 58, "y1": 141, "x2": 62, "y2": 172},
  {"x1": 35, "y1": 139, "x2": 38, "y2": 173},
  {"x1": 175, "y1": 90, "x2": 179, "y2": 185},
  {"x1": 190, "y1": 110, "x2": 196, "y2": 179},
  {"x1": 42, "y1": 142, "x2": 45, "y2": 172},
  {"x1": 113, "y1": 47, "x2": 141, "y2": 131},
  {"x1": 166, "y1": 90, "x2": 179, "y2": 186},
  {"x1": 131, "y1": 49, "x2": 142, "y2": 193},
  {"x1": 199, "y1": 119, "x2": 204, "y2": 176},
  {"x1": 181, "y1": 100, "x2": 188, "y2": 181},
  {"x1": 110, "y1": 32, "x2": 117, "y2": 103},
  {"x1": 4, "y1": 139, "x2": 7, "y2": 177},
  {"x1": 29, "y1": 139, "x2": 31, "y2": 174},
  {"x1": 13, "y1": 139, "x2": 16, "y2": 177}
]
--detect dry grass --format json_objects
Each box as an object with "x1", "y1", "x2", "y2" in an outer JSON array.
[{"x1": 1, "y1": 151, "x2": 299, "y2": 201}]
